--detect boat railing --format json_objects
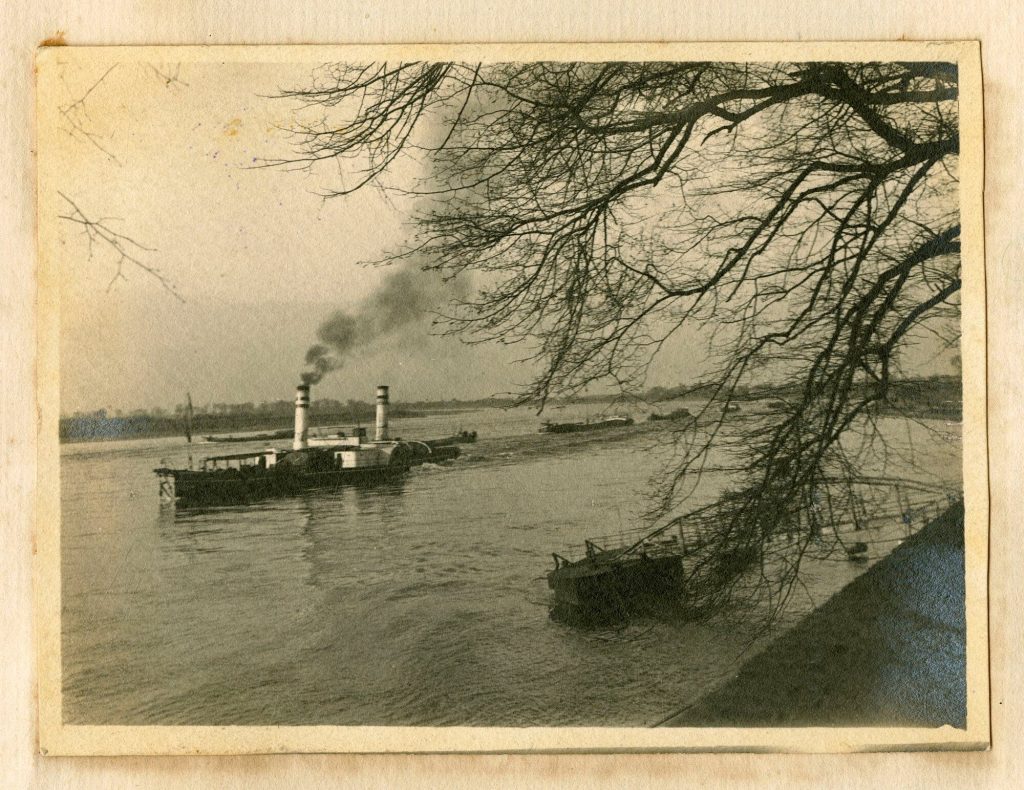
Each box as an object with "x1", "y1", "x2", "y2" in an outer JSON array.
[
  {"x1": 553, "y1": 487, "x2": 961, "y2": 567},
  {"x1": 556, "y1": 524, "x2": 693, "y2": 565}
]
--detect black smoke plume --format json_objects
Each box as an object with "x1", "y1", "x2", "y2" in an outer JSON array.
[{"x1": 301, "y1": 264, "x2": 468, "y2": 385}]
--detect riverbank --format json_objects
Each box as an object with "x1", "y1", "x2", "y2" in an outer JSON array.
[{"x1": 659, "y1": 500, "x2": 966, "y2": 728}]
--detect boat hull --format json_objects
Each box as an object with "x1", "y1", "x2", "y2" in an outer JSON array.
[
  {"x1": 547, "y1": 553, "x2": 684, "y2": 625},
  {"x1": 156, "y1": 465, "x2": 407, "y2": 508},
  {"x1": 423, "y1": 431, "x2": 477, "y2": 447}
]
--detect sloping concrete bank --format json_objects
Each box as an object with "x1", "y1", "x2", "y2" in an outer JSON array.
[{"x1": 661, "y1": 501, "x2": 966, "y2": 728}]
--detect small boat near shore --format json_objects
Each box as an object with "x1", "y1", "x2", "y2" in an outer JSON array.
[
  {"x1": 547, "y1": 528, "x2": 690, "y2": 625},
  {"x1": 548, "y1": 550, "x2": 685, "y2": 625}
]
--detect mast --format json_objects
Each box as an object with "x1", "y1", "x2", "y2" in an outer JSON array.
[
  {"x1": 184, "y1": 392, "x2": 194, "y2": 444},
  {"x1": 183, "y1": 392, "x2": 195, "y2": 469}
]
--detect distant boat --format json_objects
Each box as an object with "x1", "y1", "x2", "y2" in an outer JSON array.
[
  {"x1": 204, "y1": 429, "x2": 293, "y2": 443},
  {"x1": 648, "y1": 408, "x2": 693, "y2": 423},
  {"x1": 539, "y1": 416, "x2": 634, "y2": 434},
  {"x1": 423, "y1": 430, "x2": 478, "y2": 447}
]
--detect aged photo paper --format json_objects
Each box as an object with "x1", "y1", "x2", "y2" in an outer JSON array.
[{"x1": 34, "y1": 41, "x2": 988, "y2": 755}]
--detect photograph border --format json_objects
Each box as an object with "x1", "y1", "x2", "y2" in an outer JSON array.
[{"x1": 34, "y1": 39, "x2": 989, "y2": 755}]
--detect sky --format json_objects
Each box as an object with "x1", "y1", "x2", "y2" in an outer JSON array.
[
  {"x1": 46, "y1": 56, "x2": 956, "y2": 416},
  {"x1": 46, "y1": 58, "x2": 712, "y2": 415}
]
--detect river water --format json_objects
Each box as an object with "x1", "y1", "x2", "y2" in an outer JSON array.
[{"x1": 60, "y1": 402, "x2": 962, "y2": 726}]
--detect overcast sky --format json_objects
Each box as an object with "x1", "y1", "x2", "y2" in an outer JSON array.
[
  {"x1": 48, "y1": 57, "x2": 954, "y2": 416},
  {"x1": 47, "y1": 59, "x2": 715, "y2": 414}
]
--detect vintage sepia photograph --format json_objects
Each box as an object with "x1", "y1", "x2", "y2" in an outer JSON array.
[{"x1": 34, "y1": 43, "x2": 987, "y2": 753}]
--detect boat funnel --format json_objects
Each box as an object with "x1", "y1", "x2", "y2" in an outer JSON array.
[
  {"x1": 375, "y1": 385, "x2": 389, "y2": 441},
  {"x1": 293, "y1": 383, "x2": 310, "y2": 450}
]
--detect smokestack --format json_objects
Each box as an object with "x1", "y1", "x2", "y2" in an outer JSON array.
[
  {"x1": 375, "y1": 385, "x2": 389, "y2": 441},
  {"x1": 293, "y1": 383, "x2": 310, "y2": 450}
]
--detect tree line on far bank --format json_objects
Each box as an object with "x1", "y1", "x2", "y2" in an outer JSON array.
[
  {"x1": 58, "y1": 398, "x2": 427, "y2": 443},
  {"x1": 59, "y1": 374, "x2": 961, "y2": 443}
]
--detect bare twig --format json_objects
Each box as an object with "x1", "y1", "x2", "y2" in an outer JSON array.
[
  {"x1": 58, "y1": 65, "x2": 121, "y2": 165},
  {"x1": 57, "y1": 191, "x2": 184, "y2": 302},
  {"x1": 149, "y1": 63, "x2": 189, "y2": 89}
]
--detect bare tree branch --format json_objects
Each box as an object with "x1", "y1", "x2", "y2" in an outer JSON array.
[
  {"x1": 273, "y1": 60, "x2": 961, "y2": 622},
  {"x1": 58, "y1": 65, "x2": 121, "y2": 165},
  {"x1": 57, "y1": 191, "x2": 184, "y2": 302},
  {"x1": 149, "y1": 63, "x2": 190, "y2": 89}
]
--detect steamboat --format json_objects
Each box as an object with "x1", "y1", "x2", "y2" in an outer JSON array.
[{"x1": 155, "y1": 384, "x2": 457, "y2": 508}]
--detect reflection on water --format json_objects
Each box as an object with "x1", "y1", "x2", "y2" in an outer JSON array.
[{"x1": 60, "y1": 406, "x2": 962, "y2": 726}]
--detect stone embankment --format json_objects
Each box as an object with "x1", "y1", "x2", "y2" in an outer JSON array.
[{"x1": 660, "y1": 501, "x2": 967, "y2": 728}]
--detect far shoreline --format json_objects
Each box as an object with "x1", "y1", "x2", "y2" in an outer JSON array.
[{"x1": 57, "y1": 374, "x2": 961, "y2": 445}]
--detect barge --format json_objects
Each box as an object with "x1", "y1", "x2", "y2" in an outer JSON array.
[
  {"x1": 647, "y1": 407, "x2": 694, "y2": 423},
  {"x1": 424, "y1": 430, "x2": 477, "y2": 447},
  {"x1": 204, "y1": 428, "x2": 293, "y2": 443},
  {"x1": 539, "y1": 416, "x2": 634, "y2": 434}
]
